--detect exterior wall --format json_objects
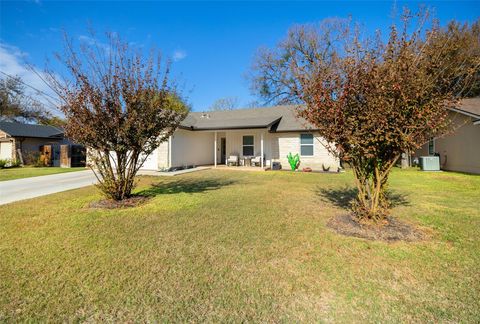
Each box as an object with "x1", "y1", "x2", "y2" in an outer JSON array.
[
  {"x1": 415, "y1": 112, "x2": 480, "y2": 174},
  {"x1": 17, "y1": 137, "x2": 69, "y2": 165},
  {"x1": 271, "y1": 132, "x2": 339, "y2": 170},
  {"x1": 161, "y1": 129, "x2": 339, "y2": 170},
  {"x1": 224, "y1": 129, "x2": 271, "y2": 164},
  {"x1": 416, "y1": 142, "x2": 429, "y2": 157},
  {"x1": 0, "y1": 132, "x2": 70, "y2": 163},
  {"x1": 157, "y1": 140, "x2": 170, "y2": 169},
  {"x1": 19, "y1": 137, "x2": 64, "y2": 154},
  {"x1": 170, "y1": 129, "x2": 215, "y2": 167}
]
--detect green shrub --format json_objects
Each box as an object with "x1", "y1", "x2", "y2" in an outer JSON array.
[
  {"x1": 0, "y1": 158, "x2": 22, "y2": 169},
  {"x1": 9, "y1": 159, "x2": 21, "y2": 168}
]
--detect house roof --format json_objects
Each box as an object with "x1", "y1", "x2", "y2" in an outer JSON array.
[
  {"x1": 183, "y1": 98, "x2": 480, "y2": 132},
  {"x1": 181, "y1": 105, "x2": 314, "y2": 132},
  {"x1": 0, "y1": 121, "x2": 64, "y2": 139},
  {"x1": 452, "y1": 97, "x2": 480, "y2": 118}
]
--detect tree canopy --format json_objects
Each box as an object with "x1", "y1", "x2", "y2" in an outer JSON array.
[
  {"x1": 251, "y1": 10, "x2": 480, "y2": 221},
  {"x1": 0, "y1": 76, "x2": 63, "y2": 126},
  {"x1": 44, "y1": 31, "x2": 189, "y2": 200},
  {"x1": 208, "y1": 97, "x2": 239, "y2": 111}
]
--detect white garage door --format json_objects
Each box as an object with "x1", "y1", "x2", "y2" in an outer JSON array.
[
  {"x1": 140, "y1": 149, "x2": 159, "y2": 170},
  {"x1": 0, "y1": 142, "x2": 13, "y2": 160}
]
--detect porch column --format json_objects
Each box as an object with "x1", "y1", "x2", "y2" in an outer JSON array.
[
  {"x1": 261, "y1": 132, "x2": 264, "y2": 168},
  {"x1": 168, "y1": 135, "x2": 172, "y2": 169},
  {"x1": 214, "y1": 131, "x2": 217, "y2": 168}
]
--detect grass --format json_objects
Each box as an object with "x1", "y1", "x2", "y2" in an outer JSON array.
[
  {"x1": 0, "y1": 168, "x2": 479, "y2": 322},
  {"x1": 0, "y1": 166, "x2": 86, "y2": 181}
]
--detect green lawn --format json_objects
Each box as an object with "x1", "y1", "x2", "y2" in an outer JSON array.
[
  {"x1": 0, "y1": 167, "x2": 86, "y2": 181},
  {"x1": 0, "y1": 169, "x2": 479, "y2": 322}
]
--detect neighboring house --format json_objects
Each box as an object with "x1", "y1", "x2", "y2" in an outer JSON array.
[
  {"x1": 0, "y1": 121, "x2": 84, "y2": 167},
  {"x1": 140, "y1": 105, "x2": 339, "y2": 171},
  {"x1": 415, "y1": 98, "x2": 480, "y2": 174}
]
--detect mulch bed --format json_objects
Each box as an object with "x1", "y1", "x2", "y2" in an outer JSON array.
[
  {"x1": 327, "y1": 214, "x2": 428, "y2": 242},
  {"x1": 88, "y1": 196, "x2": 151, "y2": 209}
]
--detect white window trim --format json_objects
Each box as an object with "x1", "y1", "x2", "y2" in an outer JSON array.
[
  {"x1": 242, "y1": 134, "x2": 255, "y2": 157},
  {"x1": 300, "y1": 133, "x2": 314, "y2": 157}
]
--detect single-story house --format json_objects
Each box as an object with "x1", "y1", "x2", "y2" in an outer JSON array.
[
  {"x1": 414, "y1": 97, "x2": 480, "y2": 174},
  {"x1": 0, "y1": 121, "x2": 85, "y2": 167},
  {"x1": 140, "y1": 105, "x2": 340, "y2": 171}
]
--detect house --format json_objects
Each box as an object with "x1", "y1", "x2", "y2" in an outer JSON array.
[
  {"x1": 414, "y1": 98, "x2": 480, "y2": 174},
  {"x1": 140, "y1": 105, "x2": 340, "y2": 171},
  {"x1": 0, "y1": 121, "x2": 85, "y2": 167}
]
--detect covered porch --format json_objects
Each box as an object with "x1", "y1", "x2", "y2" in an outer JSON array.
[{"x1": 211, "y1": 129, "x2": 273, "y2": 169}]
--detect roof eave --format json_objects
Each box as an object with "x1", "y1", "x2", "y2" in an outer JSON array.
[
  {"x1": 189, "y1": 125, "x2": 273, "y2": 131},
  {"x1": 270, "y1": 128, "x2": 319, "y2": 133},
  {"x1": 448, "y1": 107, "x2": 480, "y2": 119},
  {"x1": 9, "y1": 134, "x2": 64, "y2": 139}
]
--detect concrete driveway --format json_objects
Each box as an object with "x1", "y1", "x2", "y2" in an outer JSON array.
[
  {"x1": 0, "y1": 168, "x2": 212, "y2": 205},
  {"x1": 0, "y1": 170, "x2": 97, "y2": 205}
]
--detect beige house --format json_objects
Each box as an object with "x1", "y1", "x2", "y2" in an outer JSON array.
[
  {"x1": 140, "y1": 105, "x2": 339, "y2": 171},
  {"x1": 415, "y1": 98, "x2": 480, "y2": 174}
]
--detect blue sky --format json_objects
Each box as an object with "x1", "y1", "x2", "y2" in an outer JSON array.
[{"x1": 0, "y1": 1, "x2": 479, "y2": 112}]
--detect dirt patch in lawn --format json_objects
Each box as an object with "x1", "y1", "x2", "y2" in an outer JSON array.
[
  {"x1": 327, "y1": 214, "x2": 427, "y2": 242},
  {"x1": 88, "y1": 196, "x2": 151, "y2": 209}
]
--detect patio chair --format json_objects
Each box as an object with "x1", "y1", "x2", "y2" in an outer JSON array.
[
  {"x1": 251, "y1": 155, "x2": 262, "y2": 167},
  {"x1": 227, "y1": 155, "x2": 239, "y2": 166}
]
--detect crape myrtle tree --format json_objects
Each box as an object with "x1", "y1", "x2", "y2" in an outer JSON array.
[
  {"x1": 44, "y1": 32, "x2": 188, "y2": 200},
  {"x1": 251, "y1": 10, "x2": 480, "y2": 221}
]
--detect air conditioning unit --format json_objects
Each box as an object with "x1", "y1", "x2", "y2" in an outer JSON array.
[{"x1": 419, "y1": 156, "x2": 440, "y2": 171}]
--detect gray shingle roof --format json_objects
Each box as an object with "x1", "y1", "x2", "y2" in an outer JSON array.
[
  {"x1": 181, "y1": 105, "x2": 315, "y2": 132},
  {"x1": 183, "y1": 98, "x2": 480, "y2": 131},
  {"x1": 0, "y1": 121, "x2": 64, "y2": 138}
]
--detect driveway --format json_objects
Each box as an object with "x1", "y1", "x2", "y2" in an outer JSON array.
[
  {"x1": 0, "y1": 168, "x2": 213, "y2": 205},
  {"x1": 0, "y1": 170, "x2": 97, "y2": 205}
]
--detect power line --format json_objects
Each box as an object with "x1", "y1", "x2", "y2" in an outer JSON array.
[
  {"x1": 0, "y1": 70, "x2": 61, "y2": 103},
  {"x1": 0, "y1": 70, "x2": 63, "y2": 114}
]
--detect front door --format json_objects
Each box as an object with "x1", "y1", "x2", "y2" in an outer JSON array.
[{"x1": 220, "y1": 138, "x2": 226, "y2": 164}]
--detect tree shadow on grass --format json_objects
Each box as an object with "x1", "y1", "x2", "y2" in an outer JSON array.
[
  {"x1": 316, "y1": 186, "x2": 410, "y2": 209},
  {"x1": 137, "y1": 178, "x2": 237, "y2": 197}
]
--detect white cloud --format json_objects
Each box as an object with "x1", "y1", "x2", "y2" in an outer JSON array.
[
  {"x1": 78, "y1": 34, "x2": 116, "y2": 55},
  {"x1": 0, "y1": 42, "x2": 60, "y2": 113},
  {"x1": 78, "y1": 35, "x2": 95, "y2": 45},
  {"x1": 172, "y1": 49, "x2": 187, "y2": 62}
]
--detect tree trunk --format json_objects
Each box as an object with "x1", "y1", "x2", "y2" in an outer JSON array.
[
  {"x1": 90, "y1": 149, "x2": 140, "y2": 201},
  {"x1": 350, "y1": 156, "x2": 400, "y2": 221}
]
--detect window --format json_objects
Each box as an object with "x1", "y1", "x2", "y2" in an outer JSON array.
[
  {"x1": 428, "y1": 138, "x2": 435, "y2": 155},
  {"x1": 243, "y1": 135, "x2": 254, "y2": 156},
  {"x1": 300, "y1": 134, "x2": 314, "y2": 156}
]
